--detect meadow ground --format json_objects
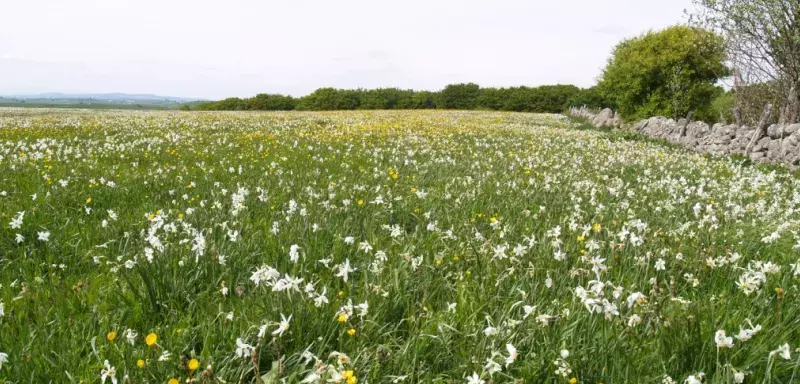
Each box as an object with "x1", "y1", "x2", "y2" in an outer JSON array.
[{"x1": 0, "y1": 109, "x2": 798, "y2": 383}]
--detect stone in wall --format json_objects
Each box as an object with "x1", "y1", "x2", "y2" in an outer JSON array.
[
  {"x1": 591, "y1": 108, "x2": 617, "y2": 128},
  {"x1": 566, "y1": 107, "x2": 800, "y2": 168}
]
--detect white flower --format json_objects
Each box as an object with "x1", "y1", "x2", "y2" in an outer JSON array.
[
  {"x1": 654, "y1": 258, "x2": 666, "y2": 271},
  {"x1": 300, "y1": 372, "x2": 319, "y2": 383},
  {"x1": 344, "y1": 236, "x2": 355, "y2": 244},
  {"x1": 257, "y1": 323, "x2": 269, "y2": 339},
  {"x1": 770, "y1": 343, "x2": 791, "y2": 360},
  {"x1": 0, "y1": 352, "x2": 7, "y2": 371},
  {"x1": 483, "y1": 326, "x2": 498, "y2": 336},
  {"x1": 250, "y1": 265, "x2": 280, "y2": 287},
  {"x1": 484, "y1": 357, "x2": 502, "y2": 375},
  {"x1": 14, "y1": 234, "x2": 23, "y2": 244},
  {"x1": 627, "y1": 314, "x2": 642, "y2": 327},
  {"x1": 626, "y1": 292, "x2": 646, "y2": 308},
  {"x1": 523, "y1": 305, "x2": 536, "y2": 318},
  {"x1": 335, "y1": 258, "x2": 356, "y2": 282},
  {"x1": 684, "y1": 373, "x2": 704, "y2": 384},
  {"x1": 466, "y1": 372, "x2": 485, "y2": 384},
  {"x1": 560, "y1": 349, "x2": 569, "y2": 358},
  {"x1": 505, "y1": 343, "x2": 518, "y2": 366},
  {"x1": 235, "y1": 338, "x2": 256, "y2": 359},
  {"x1": 314, "y1": 287, "x2": 329, "y2": 307},
  {"x1": 273, "y1": 313, "x2": 292, "y2": 337},
  {"x1": 493, "y1": 245, "x2": 508, "y2": 260},
  {"x1": 159, "y1": 350, "x2": 172, "y2": 362},
  {"x1": 0, "y1": 300, "x2": 4, "y2": 318},
  {"x1": 734, "y1": 321, "x2": 761, "y2": 342},
  {"x1": 123, "y1": 329, "x2": 137, "y2": 345},
  {"x1": 714, "y1": 330, "x2": 734, "y2": 349},
  {"x1": 9, "y1": 211, "x2": 24, "y2": 229},
  {"x1": 37, "y1": 231, "x2": 50, "y2": 242},
  {"x1": 289, "y1": 244, "x2": 301, "y2": 263},
  {"x1": 100, "y1": 360, "x2": 117, "y2": 384}
]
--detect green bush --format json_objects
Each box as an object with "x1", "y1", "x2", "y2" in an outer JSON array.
[
  {"x1": 709, "y1": 91, "x2": 734, "y2": 124},
  {"x1": 599, "y1": 25, "x2": 728, "y2": 121}
]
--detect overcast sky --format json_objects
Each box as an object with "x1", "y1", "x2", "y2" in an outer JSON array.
[{"x1": 1, "y1": 0, "x2": 694, "y2": 99}]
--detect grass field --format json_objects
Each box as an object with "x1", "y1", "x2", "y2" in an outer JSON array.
[{"x1": 0, "y1": 109, "x2": 799, "y2": 383}]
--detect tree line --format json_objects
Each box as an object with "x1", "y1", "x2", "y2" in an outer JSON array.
[
  {"x1": 196, "y1": 0, "x2": 800, "y2": 126},
  {"x1": 191, "y1": 84, "x2": 615, "y2": 113}
]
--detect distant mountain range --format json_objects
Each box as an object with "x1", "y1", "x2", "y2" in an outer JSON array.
[
  {"x1": 0, "y1": 93, "x2": 207, "y2": 109},
  {"x1": 1, "y1": 92, "x2": 205, "y2": 102}
]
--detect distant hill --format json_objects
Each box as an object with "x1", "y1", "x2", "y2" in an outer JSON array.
[{"x1": 0, "y1": 93, "x2": 207, "y2": 110}]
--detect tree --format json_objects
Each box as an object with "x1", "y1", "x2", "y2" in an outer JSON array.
[
  {"x1": 438, "y1": 83, "x2": 481, "y2": 109},
  {"x1": 598, "y1": 25, "x2": 728, "y2": 121},
  {"x1": 692, "y1": 0, "x2": 800, "y2": 124},
  {"x1": 296, "y1": 88, "x2": 360, "y2": 110},
  {"x1": 247, "y1": 94, "x2": 296, "y2": 110},
  {"x1": 411, "y1": 91, "x2": 438, "y2": 109}
]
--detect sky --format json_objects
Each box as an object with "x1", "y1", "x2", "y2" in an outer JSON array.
[{"x1": 1, "y1": 0, "x2": 695, "y2": 99}]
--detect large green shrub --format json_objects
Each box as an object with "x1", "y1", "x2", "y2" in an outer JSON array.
[
  {"x1": 438, "y1": 83, "x2": 481, "y2": 110},
  {"x1": 599, "y1": 25, "x2": 729, "y2": 121}
]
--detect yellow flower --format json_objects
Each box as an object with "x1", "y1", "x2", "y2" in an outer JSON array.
[
  {"x1": 188, "y1": 358, "x2": 200, "y2": 371},
  {"x1": 592, "y1": 223, "x2": 601, "y2": 232},
  {"x1": 337, "y1": 313, "x2": 349, "y2": 323},
  {"x1": 137, "y1": 359, "x2": 145, "y2": 368},
  {"x1": 338, "y1": 290, "x2": 345, "y2": 297},
  {"x1": 453, "y1": 255, "x2": 460, "y2": 261},
  {"x1": 168, "y1": 379, "x2": 179, "y2": 384},
  {"x1": 357, "y1": 199, "x2": 364, "y2": 206},
  {"x1": 489, "y1": 217, "x2": 497, "y2": 223},
  {"x1": 107, "y1": 331, "x2": 117, "y2": 342},
  {"x1": 570, "y1": 378, "x2": 578, "y2": 384},
  {"x1": 435, "y1": 259, "x2": 442, "y2": 265},
  {"x1": 145, "y1": 332, "x2": 158, "y2": 347},
  {"x1": 342, "y1": 370, "x2": 357, "y2": 384},
  {"x1": 86, "y1": 197, "x2": 92, "y2": 204},
  {"x1": 577, "y1": 235, "x2": 585, "y2": 242},
  {"x1": 411, "y1": 187, "x2": 417, "y2": 193},
  {"x1": 347, "y1": 328, "x2": 356, "y2": 336}
]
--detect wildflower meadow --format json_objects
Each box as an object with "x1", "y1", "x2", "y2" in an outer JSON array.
[{"x1": 0, "y1": 109, "x2": 799, "y2": 383}]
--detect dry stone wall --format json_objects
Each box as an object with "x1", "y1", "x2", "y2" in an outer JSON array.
[{"x1": 568, "y1": 107, "x2": 800, "y2": 167}]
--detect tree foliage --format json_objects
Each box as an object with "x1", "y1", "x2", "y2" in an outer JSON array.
[
  {"x1": 195, "y1": 84, "x2": 593, "y2": 113},
  {"x1": 598, "y1": 25, "x2": 728, "y2": 121},
  {"x1": 692, "y1": 0, "x2": 800, "y2": 124}
]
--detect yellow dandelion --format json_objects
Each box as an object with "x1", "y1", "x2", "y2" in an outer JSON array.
[
  {"x1": 107, "y1": 331, "x2": 117, "y2": 342},
  {"x1": 188, "y1": 358, "x2": 199, "y2": 371},
  {"x1": 337, "y1": 313, "x2": 349, "y2": 323},
  {"x1": 145, "y1": 332, "x2": 158, "y2": 347},
  {"x1": 347, "y1": 328, "x2": 356, "y2": 336},
  {"x1": 137, "y1": 359, "x2": 145, "y2": 368}
]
